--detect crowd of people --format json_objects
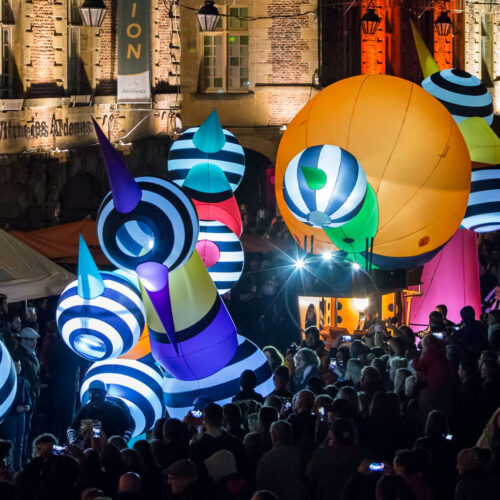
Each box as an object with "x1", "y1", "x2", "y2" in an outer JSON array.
[{"x1": 0, "y1": 290, "x2": 499, "y2": 499}]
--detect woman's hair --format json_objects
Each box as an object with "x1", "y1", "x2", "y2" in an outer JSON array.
[
  {"x1": 425, "y1": 410, "x2": 449, "y2": 439},
  {"x1": 389, "y1": 357, "x2": 408, "y2": 372},
  {"x1": 393, "y1": 368, "x2": 411, "y2": 397},
  {"x1": 337, "y1": 386, "x2": 360, "y2": 413},
  {"x1": 344, "y1": 358, "x2": 363, "y2": 386},
  {"x1": 247, "y1": 413, "x2": 259, "y2": 434},
  {"x1": 357, "y1": 391, "x2": 372, "y2": 416},
  {"x1": 294, "y1": 347, "x2": 320, "y2": 370},
  {"x1": 264, "y1": 395, "x2": 283, "y2": 413},
  {"x1": 262, "y1": 345, "x2": 284, "y2": 371},
  {"x1": 371, "y1": 357, "x2": 386, "y2": 376},
  {"x1": 314, "y1": 394, "x2": 334, "y2": 413},
  {"x1": 405, "y1": 375, "x2": 416, "y2": 399}
]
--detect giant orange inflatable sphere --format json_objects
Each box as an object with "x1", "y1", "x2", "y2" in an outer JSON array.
[{"x1": 276, "y1": 74, "x2": 471, "y2": 268}]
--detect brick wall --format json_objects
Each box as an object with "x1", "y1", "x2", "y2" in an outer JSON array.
[
  {"x1": 31, "y1": 0, "x2": 55, "y2": 84},
  {"x1": 152, "y1": 0, "x2": 173, "y2": 91},
  {"x1": 266, "y1": 0, "x2": 314, "y2": 84},
  {"x1": 96, "y1": 0, "x2": 118, "y2": 95},
  {"x1": 267, "y1": 88, "x2": 314, "y2": 125}
]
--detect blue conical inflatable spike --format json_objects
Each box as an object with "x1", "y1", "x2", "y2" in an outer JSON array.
[
  {"x1": 92, "y1": 117, "x2": 142, "y2": 214},
  {"x1": 193, "y1": 110, "x2": 226, "y2": 154},
  {"x1": 78, "y1": 235, "x2": 105, "y2": 300}
]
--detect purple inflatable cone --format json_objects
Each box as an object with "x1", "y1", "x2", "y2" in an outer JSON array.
[{"x1": 92, "y1": 117, "x2": 142, "y2": 214}]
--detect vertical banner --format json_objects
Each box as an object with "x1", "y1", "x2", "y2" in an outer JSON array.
[{"x1": 118, "y1": 0, "x2": 151, "y2": 102}]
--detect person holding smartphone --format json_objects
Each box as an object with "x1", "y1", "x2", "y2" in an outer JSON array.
[{"x1": 67, "y1": 380, "x2": 133, "y2": 445}]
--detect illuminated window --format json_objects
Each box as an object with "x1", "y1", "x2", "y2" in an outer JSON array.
[
  {"x1": 0, "y1": 26, "x2": 12, "y2": 98},
  {"x1": 68, "y1": 26, "x2": 82, "y2": 94},
  {"x1": 200, "y1": 6, "x2": 250, "y2": 92}
]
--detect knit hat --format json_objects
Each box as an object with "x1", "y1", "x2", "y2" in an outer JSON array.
[
  {"x1": 88, "y1": 380, "x2": 107, "y2": 392},
  {"x1": 204, "y1": 450, "x2": 237, "y2": 483},
  {"x1": 19, "y1": 327, "x2": 39, "y2": 339}
]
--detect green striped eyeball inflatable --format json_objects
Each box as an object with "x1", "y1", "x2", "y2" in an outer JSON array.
[{"x1": 283, "y1": 145, "x2": 367, "y2": 229}]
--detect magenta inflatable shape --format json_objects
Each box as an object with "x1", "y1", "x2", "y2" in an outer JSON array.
[{"x1": 408, "y1": 229, "x2": 481, "y2": 327}]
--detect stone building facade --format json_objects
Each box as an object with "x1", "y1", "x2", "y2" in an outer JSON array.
[
  {"x1": 0, "y1": 0, "x2": 497, "y2": 229},
  {"x1": 0, "y1": 0, "x2": 319, "y2": 229}
]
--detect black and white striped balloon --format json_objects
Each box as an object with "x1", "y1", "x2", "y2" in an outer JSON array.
[
  {"x1": 168, "y1": 128, "x2": 246, "y2": 192},
  {"x1": 97, "y1": 177, "x2": 199, "y2": 273},
  {"x1": 56, "y1": 271, "x2": 146, "y2": 361},
  {"x1": 81, "y1": 358, "x2": 164, "y2": 437},
  {"x1": 0, "y1": 341, "x2": 16, "y2": 423},
  {"x1": 163, "y1": 335, "x2": 274, "y2": 419},
  {"x1": 422, "y1": 69, "x2": 494, "y2": 125},
  {"x1": 197, "y1": 220, "x2": 244, "y2": 294},
  {"x1": 462, "y1": 165, "x2": 500, "y2": 233}
]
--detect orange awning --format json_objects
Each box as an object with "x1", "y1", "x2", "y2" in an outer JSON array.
[
  {"x1": 9, "y1": 220, "x2": 282, "y2": 267},
  {"x1": 10, "y1": 219, "x2": 110, "y2": 265}
]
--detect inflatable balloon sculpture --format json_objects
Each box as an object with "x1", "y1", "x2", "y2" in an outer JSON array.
[
  {"x1": 54, "y1": 116, "x2": 272, "y2": 430},
  {"x1": 56, "y1": 236, "x2": 146, "y2": 362},
  {"x1": 81, "y1": 358, "x2": 164, "y2": 437},
  {"x1": 275, "y1": 73, "x2": 471, "y2": 269},
  {"x1": 0, "y1": 340, "x2": 17, "y2": 423},
  {"x1": 411, "y1": 22, "x2": 500, "y2": 235},
  {"x1": 168, "y1": 110, "x2": 245, "y2": 294},
  {"x1": 164, "y1": 334, "x2": 274, "y2": 419}
]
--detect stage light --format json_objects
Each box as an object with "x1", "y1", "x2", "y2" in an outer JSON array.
[
  {"x1": 295, "y1": 258, "x2": 305, "y2": 269},
  {"x1": 353, "y1": 297, "x2": 369, "y2": 311},
  {"x1": 322, "y1": 252, "x2": 333, "y2": 261},
  {"x1": 352, "y1": 262, "x2": 361, "y2": 270}
]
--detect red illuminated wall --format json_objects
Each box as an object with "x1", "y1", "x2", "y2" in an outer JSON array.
[
  {"x1": 360, "y1": 0, "x2": 457, "y2": 78},
  {"x1": 361, "y1": 0, "x2": 386, "y2": 75},
  {"x1": 433, "y1": 0, "x2": 454, "y2": 69}
]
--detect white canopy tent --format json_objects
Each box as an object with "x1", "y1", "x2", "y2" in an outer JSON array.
[{"x1": 0, "y1": 229, "x2": 75, "y2": 302}]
